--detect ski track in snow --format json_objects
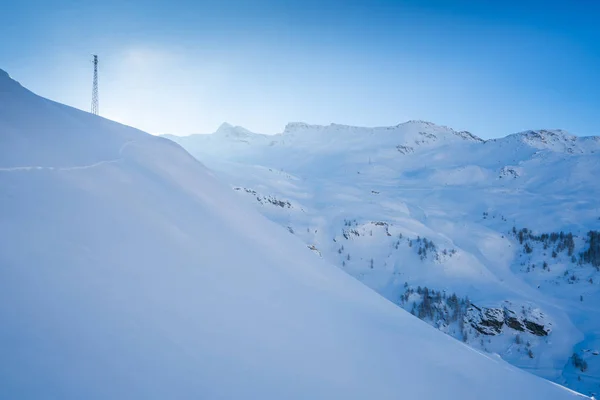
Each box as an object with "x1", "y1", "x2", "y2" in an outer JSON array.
[{"x1": 0, "y1": 140, "x2": 134, "y2": 172}]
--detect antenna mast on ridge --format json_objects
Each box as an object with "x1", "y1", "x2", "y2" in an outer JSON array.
[{"x1": 91, "y1": 55, "x2": 99, "y2": 115}]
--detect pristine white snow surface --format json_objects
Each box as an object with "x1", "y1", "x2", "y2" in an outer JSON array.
[{"x1": 0, "y1": 69, "x2": 588, "y2": 399}]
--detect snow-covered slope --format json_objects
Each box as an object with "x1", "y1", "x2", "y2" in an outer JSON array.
[
  {"x1": 0, "y1": 70, "x2": 586, "y2": 399},
  {"x1": 166, "y1": 120, "x2": 600, "y2": 397}
]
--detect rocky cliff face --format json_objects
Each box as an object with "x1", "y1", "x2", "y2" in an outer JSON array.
[{"x1": 466, "y1": 303, "x2": 550, "y2": 337}]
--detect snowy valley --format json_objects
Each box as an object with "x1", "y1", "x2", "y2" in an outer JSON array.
[{"x1": 166, "y1": 120, "x2": 600, "y2": 397}]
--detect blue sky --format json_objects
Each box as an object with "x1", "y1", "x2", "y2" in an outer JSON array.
[{"x1": 1, "y1": 0, "x2": 599, "y2": 138}]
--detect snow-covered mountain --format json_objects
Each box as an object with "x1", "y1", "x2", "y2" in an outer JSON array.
[
  {"x1": 1, "y1": 70, "x2": 586, "y2": 399},
  {"x1": 166, "y1": 120, "x2": 600, "y2": 397}
]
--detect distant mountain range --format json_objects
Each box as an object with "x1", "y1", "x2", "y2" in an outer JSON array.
[{"x1": 166, "y1": 120, "x2": 600, "y2": 396}]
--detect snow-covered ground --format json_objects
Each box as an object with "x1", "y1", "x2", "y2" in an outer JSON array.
[
  {"x1": 1, "y1": 69, "x2": 589, "y2": 398},
  {"x1": 166, "y1": 120, "x2": 600, "y2": 397}
]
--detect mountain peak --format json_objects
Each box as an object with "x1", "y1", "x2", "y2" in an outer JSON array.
[
  {"x1": 280, "y1": 120, "x2": 485, "y2": 143},
  {"x1": 401, "y1": 119, "x2": 439, "y2": 127},
  {"x1": 214, "y1": 122, "x2": 255, "y2": 137},
  {"x1": 0, "y1": 68, "x2": 22, "y2": 91},
  {"x1": 506, "y1": 129, "x2": 582, "y2": 153},
  {"x1": 398, "y1": 120, "x2": 483, "y2": 142},
  {"x1": 217, "y1": 122, "x2": 234, "y2": 131},
  {"x1": 283, "y1": 122, "x2": 321, "y2": 134},
  {"x1": 518, "y1": 129, "x2": 574, "y2": 140}
]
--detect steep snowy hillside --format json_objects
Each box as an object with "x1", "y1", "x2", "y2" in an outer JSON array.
[
  {"x1": 166, "y1": 121, "x2": 600, "y2": 397},
  {"x1": 0, "y1": 69, "x2": 586, "y2": 399}
]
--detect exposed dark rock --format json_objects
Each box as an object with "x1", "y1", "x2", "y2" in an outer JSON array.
[
  {"x1": 524, "y1": 320, "x2": 548, "y2": 337},
  {"x1": 503, "y1": 309, "x2": 525, "y2": 331},
  {"x1": 504, "y1": 315, "x2": 525, "y2": 332},
  {"x1": 466, "y1": 305, "x2": 504, "y2": 335},
  {"x1": 396, "y1": 145, "x2": 414, "y2": 154},
  {"x1": 466, "y1": 304, "x2": 549, "y2": 337}
]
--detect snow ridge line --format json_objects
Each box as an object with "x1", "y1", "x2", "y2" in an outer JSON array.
[{"x1": 0, "y1": 140, "x2": 135, "y2": 172}]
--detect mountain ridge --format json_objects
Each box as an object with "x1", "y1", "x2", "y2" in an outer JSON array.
[
  {"x1": 167, "y1": 112, "x2": 600, "y2": 396},
  {"x1": 171, "y1": 120, "x2": 598, "y2": 145}
]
